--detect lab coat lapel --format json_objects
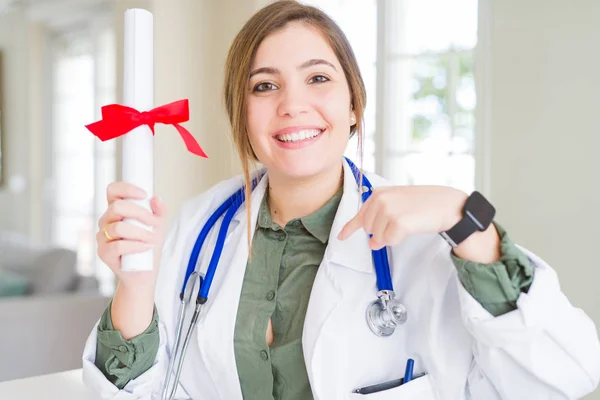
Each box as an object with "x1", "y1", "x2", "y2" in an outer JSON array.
[
  {"x1": 303, "y1": 159, "x2": 375, "y2": 398},
  {"x1": 195, "y1": 172, "x2": 268, "y2": 400}
]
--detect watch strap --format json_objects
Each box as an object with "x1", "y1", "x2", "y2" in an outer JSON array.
[{"x1": 440, "y1": 216, "x2": 479, "y2": 248}]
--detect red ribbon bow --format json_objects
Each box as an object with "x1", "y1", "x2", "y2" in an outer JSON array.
[{"x1": 85, "y1": 99, "x2": 207, "y2": 158}]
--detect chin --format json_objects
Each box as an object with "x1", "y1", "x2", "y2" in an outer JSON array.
[{"x1": 269, "y1": 154, "x2": 341, "y2": 181}]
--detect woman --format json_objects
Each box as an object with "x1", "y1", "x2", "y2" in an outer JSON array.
[{"x1": 82, "y1": 2, "x2": 600, "y2": 399}]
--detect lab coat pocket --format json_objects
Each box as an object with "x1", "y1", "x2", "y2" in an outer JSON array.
[{"x1": 348, "y1": 374, "x2": 438, "y2": 400}]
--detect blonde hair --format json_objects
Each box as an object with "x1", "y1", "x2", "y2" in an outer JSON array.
[{"x1": 223, "y1": 0, "x2": 367, "y2": 248}]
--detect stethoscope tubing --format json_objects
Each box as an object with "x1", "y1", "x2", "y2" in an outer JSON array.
[
  {"x1": 346, "y1": 158, "x2": 394, "y2": 292},
  {"x1": 180, "y1": 174, "x2": 264, "y2": 302},
  {"x1": 181, "y1": 189, "x2": 240, "y2": 298}
]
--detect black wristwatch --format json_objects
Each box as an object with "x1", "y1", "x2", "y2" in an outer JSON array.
[{"x1": 439, "y1": 191, "x2": 496, "y2": 248}]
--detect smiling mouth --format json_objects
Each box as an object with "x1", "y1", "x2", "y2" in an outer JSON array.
[{"x1": 275, "y1": 128, "x2": 324, "y2": 143}]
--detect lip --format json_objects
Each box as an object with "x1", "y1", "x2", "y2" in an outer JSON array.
[{"x1": 271, "y1": 125, "x2": 325, "y2": 137}]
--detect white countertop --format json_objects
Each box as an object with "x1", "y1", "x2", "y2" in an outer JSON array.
[{"x1": 0, "y1": 369, "x2": 102, "y2": 400}]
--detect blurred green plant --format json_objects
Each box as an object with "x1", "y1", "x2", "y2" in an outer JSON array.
[{"x1": 410, "y1": 51, "x2": 474, "y2": 142}]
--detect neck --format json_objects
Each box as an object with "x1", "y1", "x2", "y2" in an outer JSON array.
[{"x1": 267, "y1": 162, "x2": 344, "y2": 226}]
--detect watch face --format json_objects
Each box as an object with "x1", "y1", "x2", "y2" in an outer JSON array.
[{"x1": 465, "y1": 191, "x2": 496, "y2": 230}]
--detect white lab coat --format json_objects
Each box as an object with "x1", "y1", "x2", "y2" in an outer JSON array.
[{"x1": 82, "y1": 159, "x2": 600, "y2": 400}]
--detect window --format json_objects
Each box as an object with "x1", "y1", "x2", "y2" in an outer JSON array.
[
  {"x1": 301, "y1": 0, "x2": 478, "y2": 192},
  {"x1": 376, "y1": 0, "x2": 478, "y2": 192},
  {"x1": 50, "y1": 26, "x2": 117, "y2": 295}
]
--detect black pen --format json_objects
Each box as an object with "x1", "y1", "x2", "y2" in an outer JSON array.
[{"x1": 352, "y1": 372, "x2": 426, "y2": 394}]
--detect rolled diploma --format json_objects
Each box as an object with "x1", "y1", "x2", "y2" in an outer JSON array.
[{"x1": 121, "y1": 8, "x2": 154, "y2": 272}]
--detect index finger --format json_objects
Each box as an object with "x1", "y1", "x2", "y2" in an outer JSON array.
[
  {"x1": 106, "y1": 182, "x2": 147, "y2": 204},
  {"x1": 337, "y1": 214, "x2": 363, "y2": 241}
]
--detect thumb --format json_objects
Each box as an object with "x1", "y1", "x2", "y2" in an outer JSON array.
[{"x1": 150, "y1": 195, "x2": 167, "y2": 218}]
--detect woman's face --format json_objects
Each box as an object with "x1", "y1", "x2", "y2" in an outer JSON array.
[{"x1": 246, "y1": 22, "x2": 355, "y2": 180}]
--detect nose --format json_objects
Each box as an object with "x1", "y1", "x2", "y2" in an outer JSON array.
[{"x1": 276, "y1": 84, "x2": 309, "y2": 118}]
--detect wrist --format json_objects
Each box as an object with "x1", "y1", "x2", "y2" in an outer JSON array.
[
  {"x1": 439, "y1": 189, "x2": 501, "y2": 263},
  {"x1": 442, "y1": 189, "x2": 468, "y2": 232},
  {"x1": 453, "y1": 223, "x2": 501, "y2": 263},
  {"x1": 112, "y1": 281, "x2": 156, "y2": 340},
  {"x1": 117, "y1": 280, "x2": 155, "y2": 301},
  {"x1": 440, "y1": 189, "x2": 501, "y2": 263}
]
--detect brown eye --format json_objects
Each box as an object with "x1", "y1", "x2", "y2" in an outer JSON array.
[
  {"x1": 308, "y1": 75, "x2": 330, "y2": 84},
  {"x1": 253, "y1": 82, "x2": 278, "y2": 92}
]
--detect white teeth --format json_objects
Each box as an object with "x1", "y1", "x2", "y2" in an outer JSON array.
[{"x1": 276, "y1": 129, "x2": 322, "y2": 142}]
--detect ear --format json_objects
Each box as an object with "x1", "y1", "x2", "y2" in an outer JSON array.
[{"x1": 350, "y1": 110, "x2": 356, "y2": 125}]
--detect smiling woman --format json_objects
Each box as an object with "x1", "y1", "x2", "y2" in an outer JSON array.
[{"x1": 224, "y1": 4, "x2": 366, "y2": 240}]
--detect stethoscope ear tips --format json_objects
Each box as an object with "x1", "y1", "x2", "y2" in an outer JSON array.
[{"x1": 366, "y1": 290, "x2": 407, "y2": 337}]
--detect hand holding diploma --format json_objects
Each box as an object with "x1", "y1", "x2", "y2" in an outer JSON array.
[{"x1": 86, "y1": 9, "x2": 206, "y2": 273}]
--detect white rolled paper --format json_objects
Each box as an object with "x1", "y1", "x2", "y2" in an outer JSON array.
[{"x1": 121, "y1": 8, "x2": 154, "y2": 272}]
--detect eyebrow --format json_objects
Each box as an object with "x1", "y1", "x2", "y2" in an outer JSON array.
[{"x1": 249, "y1": 58, "x2": 337, "y2": 79}]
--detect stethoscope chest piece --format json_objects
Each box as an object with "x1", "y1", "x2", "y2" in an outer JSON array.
[{"x1": 366, "y1": 290, "x2": 408, "y2": 337}]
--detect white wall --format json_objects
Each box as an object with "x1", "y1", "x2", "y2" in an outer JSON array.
[
  {"x1": 26, "y1": 22, "x2": 46, "y2": 243},
  {"x1": 0, "y1": 10, "x2": 33, "y2": 236},
  {"x1": 488, "y1": 1, "x2": 600, "y2": 397},
  {"x1": 0, "y1": 9, "x2": 46, "y2": 242}
]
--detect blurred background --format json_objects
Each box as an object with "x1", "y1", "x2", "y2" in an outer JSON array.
[{"x1": 0, "y1": 0, "x2": 597, "y2": 397}]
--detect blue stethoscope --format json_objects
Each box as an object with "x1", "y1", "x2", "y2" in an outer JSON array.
[{"x1": 161, "y1": 157, "x2": 407, "y2": 400}]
